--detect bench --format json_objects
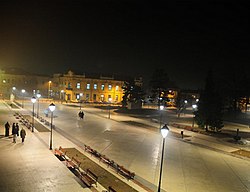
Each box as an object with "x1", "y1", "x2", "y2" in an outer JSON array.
[
  {"x1": 84, "y1": 145, "x2": 95, "y2": 155},
  {"x1": 66, "y1": 156, "x2": 81, "y2": 170},
  {"x1": 79, "y1": 168, "x2": 98, "y2": 187},
  {"x1": 108, "y1": 186, "x2": 117, "y2": 192},
  {"x1": 92, "y1": 150, "x2": 101, "y2": 159},
  {"x1": 54, "y1": 146, "x2": 66, "y2": 161},
  {"x1": 100, "y1": 155, "x2": 114, "y2": 167},
  {"x1": 118, "y1": 165, "x2": 135, "y2": 180}
]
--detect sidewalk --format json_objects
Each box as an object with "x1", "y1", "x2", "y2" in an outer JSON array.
[
  {"x1": 0, "y1": 101, "x2": 89, "y2": 192},
  {"x1": 83, "y1": 106, "x2": 250, "y2": 155},
  {"x1": 0, "y1": 100, "x2": 149, "y2": 192}
]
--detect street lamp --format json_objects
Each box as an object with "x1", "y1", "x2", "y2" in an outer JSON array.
[
  {"x1": 31, "y1": 96, "x2": 36, "y2": 132},
  {"x1": 21, "y1": 89, "x2": 25, "y2": 108},
  {"x1": 108, "y1": 97, "x2": 112, "y2": 119},
  {"x1": 48, "y1": 81, "x2": 52, "y2": 98},
  {"x1": 36, "y1": 93, "x2": 41, "y2": 118},
  {"x1": 79, "y1": 93, "x2": 83, "y2": 110},
  {"x1": 11, "y1": 87, "x2": 16, "y2": 102},
  {"x1": 158, "y1": 124, "x2": 169, "y2": 192},
  {"x1": 192, "y1": 104, "x2": 197, "y2": 127},
  {"x1": 60, "y1": 90, "x2": 64, "y2": 103},
  {"x1": 49, "y1": 103, "x2": 55, "y2": 150},
  {"x1": 159, "y1": 105, "x2": 164, "y2": 128}
]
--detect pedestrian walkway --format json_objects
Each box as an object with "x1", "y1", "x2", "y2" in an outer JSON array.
[
  {"x1": 83, "y1": 106, "x2": 250, "y2": 155},
  {"x1": 0, "y1": 101, "x2": 91, "y2": 192},
  {"x1": 0, "y1": 100, "x2": 150, "y2": 192}
]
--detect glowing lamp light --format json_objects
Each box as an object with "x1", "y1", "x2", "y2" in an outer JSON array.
[{"x1": 161, "y1": 124, "x2": 169, "y2": 138}]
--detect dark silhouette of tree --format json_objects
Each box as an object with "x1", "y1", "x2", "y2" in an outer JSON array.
[
  {"x1": 195, "y1": 69, "x2": 224, "y2": 131},
  {"x1": 221, "y1": 67, "x2": 250, "y2": 113},
  {"x1": 149, "y1": 68, "x2": 171, "y2": 108},
  {"x1": 122, "y1": 79, "x2": 145, "y2": 108}
]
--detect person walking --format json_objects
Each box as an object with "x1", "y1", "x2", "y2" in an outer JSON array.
[
  {"x1": 5, "y1": 122, "x2": 10, "y2": 137},
  {"x1": 20, "y1": 128, "x2": 26, "y2": 143},
  {"x1": 12, "y1": 123, "x2": 15, "y2": 135},
  {"x1": 12, "y1": 124, "x2": 18, "y2": 143},
  {"x1": 16, "y1": 123, "x2": 19, "y2": 136}
]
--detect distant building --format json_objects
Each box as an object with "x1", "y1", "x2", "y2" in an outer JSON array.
[
  {"x1": 0, "y1": 69, "x2": 50, "y2": 99},
  {"x1": 0, "y1": 69, "x2": 142, "y2": 104},
  {"x1": 52, "y1": 70, "x2": 127, "y2": 103}
]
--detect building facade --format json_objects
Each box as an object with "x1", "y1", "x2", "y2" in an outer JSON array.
[
  {"x1": 51, "y1": 71, "x2": 126, "y2": 104},
  {"x1": 0, "y1": 69, "x2": 50, "y2": 100}
]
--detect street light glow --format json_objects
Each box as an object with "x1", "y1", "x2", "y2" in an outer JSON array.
[
  {"x1": 161, "y1": 124, "x2": 169, "y2": 138},
  {"x1": 49, "y1": 103, "x2": 56, "y2": 112},
  {"x1": 31, "y1": 96, "x2": 36, "y2": 103}
]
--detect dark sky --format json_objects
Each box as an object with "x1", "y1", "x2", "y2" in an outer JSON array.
[{"x1": 0, "y1": 0, "x2": 250, "y2": 89}]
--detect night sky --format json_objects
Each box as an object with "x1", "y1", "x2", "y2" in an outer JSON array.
[{"x1": 0, "y1": 0, "x2": 250, "y2": 89}]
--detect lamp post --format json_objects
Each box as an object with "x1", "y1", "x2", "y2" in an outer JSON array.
[
  {"x1": 21, "y1": 89, "x2": 25, "y2": 108},
  {"x1": 79, "y1": 93, "x2": 83, "y2": 110},
  {"x1": 158, "y1": 124, "x2": 169, "y2": 192},
  {"x1": 48, "y1": 81, "x2": 52, "y2": 98},
  {"x1": 36, "y1": 93, "x2": 41, "y2": 118},
  {"x1": 108, "y1": 98, "x2": 112, "y2": 119},
  {"x1": 11, "y1": 87, "x2": 16, "y2": 101},
  {"x1": 159, "y1": 105, "x2": 164, "y2": 128},
  {"x1": 60, "y1": 90, "x2": 64, "y2": 103},
  {"x1": 192, "y1": 104, "x2": 197, "y2": 128},
  {"x1": 49, "y1": 103, "x2": 56, "y2": 150},
  {"x1": 31, "y1": 96, "x2": 36, "y2": 132}
]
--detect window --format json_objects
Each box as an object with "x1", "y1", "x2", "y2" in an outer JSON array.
[
  {"x1": 101, "y1": 84, "x2": 105, "y2": 90},
  {"x1": 100, "y1": 94, "x2": 104, "y2": 102},
  {"x1": 116, "y1": 85, "x2": 119, "y2": 91},
  {"x1": 76, "y1": 94, "x2": 80, "y2": 100},
  {"x1": 86, "y1": 83, "x2": 90, "y2": 90},
  {"x1": 108, "y1": 84, "x2": 112, "y2": 90},
  {"x1": 94, "y1": 84, "x2": 97, "y2": 90},
  {"x1": 76, "y1": 83, "x2": 81, "y2": 89},
  {"x1": 115, "y1": 95, "x2": 118, "y2": 101},
  {"x1": 93, "y1": 94, "x2": 96, "y2": 100},
  {"x1": 68, "y1": 82, "x2": 71, "y2": 88}
]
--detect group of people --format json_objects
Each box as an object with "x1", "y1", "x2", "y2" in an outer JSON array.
[
  {"x1": 78, "y1": 111, "x2": 84, "y2": 119},
  {"x1": 4, "y1": 122, "x2": 26, "y2": 143}
]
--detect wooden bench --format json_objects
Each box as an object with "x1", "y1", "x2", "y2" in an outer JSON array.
[
  {"x1": 66, "y1": 157, "x2": 81, "y2": 170},
  {"x1": 79, "y1": 168, "x2": 98, "y2": 187},
  {"x1": 54, "y1": 146, "x2": 66, "y2": 160},
  {"x1": 84, "y1": 145, "x2": 95, "y2": 155},
  {"x1": 100, "y1": 155, "x2": 114, "y2": 167},
  {"x1": 118, "y1": 165, "x2": 135, "y2": 180},
  {"x1": 108, "y1": 186, "x2": 117, "y2": 192}
]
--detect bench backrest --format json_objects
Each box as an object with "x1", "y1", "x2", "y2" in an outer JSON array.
[
  {"x1": 108, "y1": 186, "x2": 116, "y2": 192},
  {"x1": 58, "y1": 146, "x2": 67, "y2": 155},
  {"x1": 86, "y1": 169, "x2": 98, "y2": 181},
  {"x1": 72, "y1": 157, "x2": 81, "y2": 166}
]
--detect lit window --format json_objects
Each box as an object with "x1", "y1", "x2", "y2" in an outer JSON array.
[
  {"x1": 94, "y1": 84, "x2": 97, "y2": 90},
  {"x1": 68, "y1": 83, "x2": 71, "y2": 88},
  {"x1": 87, "y1": 83, "x2": 90, "y2": 90},
  {"x1": 101, "y1": 84, "x2": 105, "y2": 90},
  {"x1": 116, "y1": 85, "x2": 119, "y2": 91},
  {"x1": 108, "y1": 84, "x2": 112, "y2": 90},
  {"x1": 76, "y1": 83, "x2": 81, "y2": 89}
]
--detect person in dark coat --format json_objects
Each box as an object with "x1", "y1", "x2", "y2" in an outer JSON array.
[
  {"x1": 79, "y1": 111, "x2": 84, "y2": 119},
  {"x1": 12, "y1": 124, "x2": 18, "y2": 143},
  {"x1": 20, "y1": 128, "x2": 26, "y2": 143},
  {"x1": 12, "y1": 123, "x2": 15, "y2": 135},
  {"x1": 5, "y1": 122, "x2": 10, "y2": 137},
  {"x1": 16, "y1": 123, "x2": 19, "y2": 136}
]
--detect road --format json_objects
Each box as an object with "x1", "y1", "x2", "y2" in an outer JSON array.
[{"x1": 22, "y1": 101, "x2": 250, "y2": 192}]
